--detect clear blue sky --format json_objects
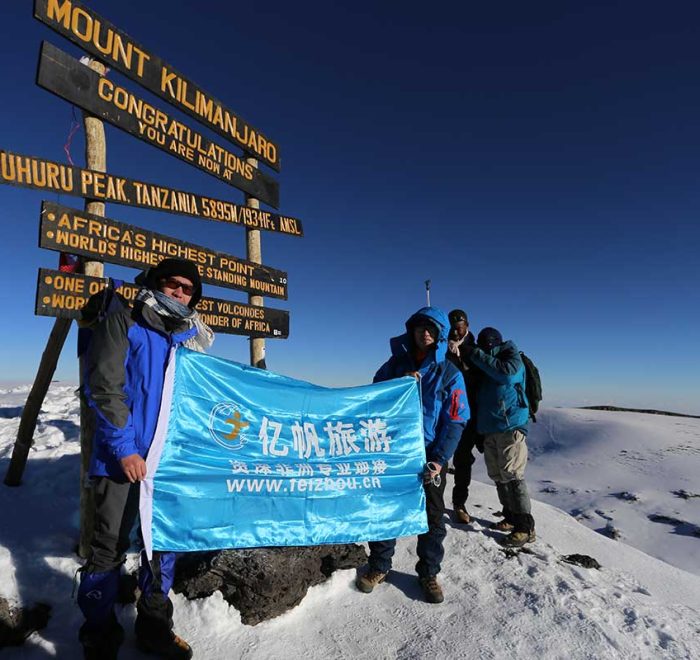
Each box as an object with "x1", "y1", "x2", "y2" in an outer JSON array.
[{"x1": 1, "y1": 1, "x2": 698, "y2": 414}]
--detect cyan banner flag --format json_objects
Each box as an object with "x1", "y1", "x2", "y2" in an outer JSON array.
[{"x1": 141, "y1": 348, "x2": 428, "y2": 555}]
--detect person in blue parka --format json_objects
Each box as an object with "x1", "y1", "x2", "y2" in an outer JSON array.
[
  {"x1": 77, "y1": 258, "x2": 213, "y2": 660},
  {"x1": 463, "y1": 327, "x2": 535, "y2": 547},
  {"x1": 356, "y1": 307, "x2": 468, "y2": 603}
]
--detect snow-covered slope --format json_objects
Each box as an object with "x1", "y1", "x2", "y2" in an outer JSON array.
[
  {"x1": 0, "y1": 384, "x2": 699, "y2": 659},
  {"x1": 482, "y1": 408, "x2": 700, "y2": 577}
]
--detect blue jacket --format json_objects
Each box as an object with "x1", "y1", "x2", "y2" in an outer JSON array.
[
  {"x1": 84, "y1": 303, "x2": 198, "y2": 480},
  {"x1": 374, "y1": 307, "x2": 468, "y2": 465},
  {"x1": 469, "y1": 340, "x2": 529, "y2": 435}
]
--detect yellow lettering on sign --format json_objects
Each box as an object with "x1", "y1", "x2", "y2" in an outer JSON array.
[
  {"x1": 52, "y1": 273, "x2": 85, "y2": 294},
  {"x1": 57, "y1": 212, "x2": 71, "y2": 229},
  {"x1": 44, "y1": 0, "x2": 152, "y2": 76},
  {"x1": 0, "y1": 153, "x2": 74, "y2": 192},
  {"x1": 46, "y1": 0, "x2": 72, "y2": 28},
  {"x1": 244, "y1": 319, "x2": 271, "y2": 333},
  {"x1": 160, "y1": 67, "x2": 177, "y2": 97}
]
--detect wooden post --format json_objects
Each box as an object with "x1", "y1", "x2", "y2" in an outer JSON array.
[
  {"x1": 78, "y1": 59, "x2": 107, "y2": 558},
  {"x1": 245, "y1": 157, "x2": 266, "y2": 369},
  {"x1": 3, "y1": 318, "x2": 72, "y2": 486}
]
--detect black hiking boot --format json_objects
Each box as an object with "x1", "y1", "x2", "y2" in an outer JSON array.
[{"x1": 79, "y1": 615, "x2": 124, "y2": 660}]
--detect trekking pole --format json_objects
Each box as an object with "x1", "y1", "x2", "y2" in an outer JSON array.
[{"x1": 425, "y1": 279, "x2": 431, "y2": 306}]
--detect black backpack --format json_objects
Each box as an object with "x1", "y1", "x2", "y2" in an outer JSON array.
[
  {"x1": 519, "y1": 352, "x2": 542, "y2": 422},
  {"x1": 77, "y1": 278, "x2": 128, "y2": 358}
]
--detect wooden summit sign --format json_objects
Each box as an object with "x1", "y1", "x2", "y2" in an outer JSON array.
[
  {"x1": 36, "y1": 42, "x2": 279, "y2": 208},
  {"x1": 36, "y1": 269, "x2": 289, "y2": 338},
  {"x1": 39, "y1": 202, "x2": 288, "y2": 300},
  {"x1": 34, "y1": 0, "x2": 281, "y2": 171},
  {"x1": 0, "y1": 150, "x2": 303, "y2": 236}
]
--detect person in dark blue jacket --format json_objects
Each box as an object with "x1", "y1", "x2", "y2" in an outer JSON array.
[
  {"x1": 356, "y1": 307, "x2": 468, "y2": 603},
  {"x1": 77, "y1": 258, "x2": 213, "y2": 660},
  {"x1": 446, "y1": 308, "x2": 482, "y2": 525},
  {"x1": 464, "y1": 327, "x2": 535, "y2": 547}
]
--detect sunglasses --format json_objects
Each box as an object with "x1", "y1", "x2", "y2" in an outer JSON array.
[
  {"x1": 160, "y1": 277, "x2": 195, "y2": 295},
  {"x1": 415, "y1": 324, "x2": 438, "y2": 338}
]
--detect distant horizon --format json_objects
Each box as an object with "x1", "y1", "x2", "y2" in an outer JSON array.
[{"x1": 1, "y1": 376, "x2": 698, "y2": 418}]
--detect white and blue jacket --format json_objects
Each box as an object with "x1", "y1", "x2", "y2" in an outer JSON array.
[{"x1": 84, "y1": 303, "x2": 198, "y2": 480}]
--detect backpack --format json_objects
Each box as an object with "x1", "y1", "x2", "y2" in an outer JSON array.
[
  {"x1": 77, "y1": 278, "x2": 127, "y2": 358},
  {"x1": 519, "y1": 352, "x2": 542, "y2": 422}
]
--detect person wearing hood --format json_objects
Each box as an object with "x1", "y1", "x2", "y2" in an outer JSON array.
[
  {"x1": 462, "y1": 327, "x2": 535, "y2": 548},
  {"x1": 77, "y1": 258, "x2": 213, "y2": 660},
  {"x1": 356, "y1": 307, "x2": 468, "y2": 603},
  {"x1": 445, "y1": 309, "x2": 483, "y2": 525}
]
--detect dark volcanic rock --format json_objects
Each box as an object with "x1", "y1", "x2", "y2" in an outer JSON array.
[
  {"x1": 561, "y1": 554, "x2": 602, "y2": 570},
  {"x1": 611, "y1": 491, "x2": 639, "y2": 502},
  {"x1": 0, "y1": 597, "x2": 51, "y2": 648},
  {"x1": 672, "y1": 489, "x2": 700, "y2": 500},
  {"x1": 173, "y1": 544, "x2": 367, "y2": 625}
]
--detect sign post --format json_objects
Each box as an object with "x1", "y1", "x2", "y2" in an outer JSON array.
[
  {"x1": 3, "y1": 319, "x2": 72, "y2": 486},
  {"x1": 78, "y1": 57, "x2": 107, "y2": 558},
  {"x1": 246, "y1": 158, "x2": 265, "y2": 368}
]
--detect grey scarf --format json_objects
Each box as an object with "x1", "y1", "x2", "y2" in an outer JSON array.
[{"x1": 136, "y1": 288, "x2": 214, "y2": 353}]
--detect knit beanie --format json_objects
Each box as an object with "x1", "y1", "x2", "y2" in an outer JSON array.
[
  {"x1": 136, "y1": 258, "x2": 203, "y2": 308},
  {"x1": 448, "y1": 309, "x2": 469, "y2": 325},
  {"x1": 477, "y1": 327, "x2": 503, "y2": 351}
]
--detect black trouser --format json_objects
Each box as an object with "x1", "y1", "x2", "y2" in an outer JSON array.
[
  {"x1": 368, "y1": 464, "x2": 448, "y2": 578},
  {"x1": 451, "y1": 422, "x2": 479, "y2": 509},
  {"x1": 77, "y1": 477, "x2": 176, "y2": 643}
]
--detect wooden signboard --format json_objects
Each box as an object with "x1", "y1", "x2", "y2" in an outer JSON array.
[
  {"x1": 37, "y1": 42, "x2": 279, "y2": 208},
  {"x1": 36, "y1": 268, "x2": 289, "y2": 338},
  {"x1": 0, "y1": 150, "x2": 303, "y2": 236},
  {"x1": 39, "y1": 202, "x2": 288, "y2": 299},
  {"x1": 34, "y1": 0, "x2": 281, "y2": 171}
]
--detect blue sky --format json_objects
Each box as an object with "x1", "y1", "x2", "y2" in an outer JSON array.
[{"x1": 1, "y1": 0, "x2": 698, "y2": 414}]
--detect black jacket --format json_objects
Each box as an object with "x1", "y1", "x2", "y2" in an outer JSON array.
[{"x1": 446, "y1": 330, "x2": 481, "y2": 422}]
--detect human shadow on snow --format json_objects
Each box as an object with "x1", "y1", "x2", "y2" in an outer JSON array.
[
  {"x1": 38, "y1": 418, "x2": 80, "y2": 441},
  {"x1": 383, "y1": 570, "x2": 428, "y2": 602},
  {"x1": 446, "y1": 509, "x2": 505, "y2": 543},
  {"x1": 0, "y1": 453, "x2": 84, "y2": 657}
]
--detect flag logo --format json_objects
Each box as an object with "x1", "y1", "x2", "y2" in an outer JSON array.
[{"x1": 208, "y1": 402, "x2": 251, "y2": 450}]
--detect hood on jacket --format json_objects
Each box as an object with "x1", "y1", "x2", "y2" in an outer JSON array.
[{"x1": 389, "y1": 306, "x2": 450, "y2": 363}]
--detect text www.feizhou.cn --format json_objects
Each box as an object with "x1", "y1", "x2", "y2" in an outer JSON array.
[{"x1": 226, "y1": 476, "x2": 382, "y2": 494}]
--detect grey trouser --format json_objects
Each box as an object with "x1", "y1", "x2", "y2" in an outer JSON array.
[
  {"x1": 483, "y1": 430, "x2": 534, "y2": 533},
  {"x1": 484, "y1": 429, "x2": 528, "y2": 482},
  {"x1": 79, "y1": 478, "x2": 176, "y2": 643}
]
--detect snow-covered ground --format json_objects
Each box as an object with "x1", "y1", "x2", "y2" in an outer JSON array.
[
  {"x1": 496, "y1": 408, "x2": 700, "y2": 577},
  {"x1": 1, "y1": 383, "x2": 699, "y2": 658}
]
